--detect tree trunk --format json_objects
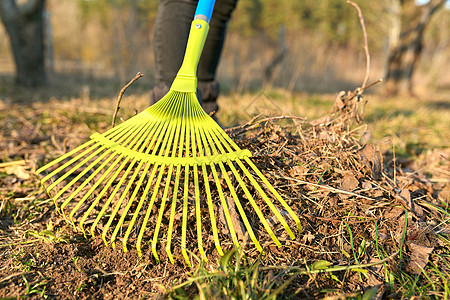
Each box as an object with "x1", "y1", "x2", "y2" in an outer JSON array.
[
  {"x1": 384, "y1": 0, "x2": 445, "y2": 96},
  {"x1": 0, "y1": 0, "x2": 47, "y2": 87}
]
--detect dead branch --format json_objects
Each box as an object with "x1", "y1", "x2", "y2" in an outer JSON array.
[
  {"x1": 111, "y1": 72, "x2": 143, "y2": 128},
  {"x1": 347, "y1": 1, "x2": 370, "y2": 90}
]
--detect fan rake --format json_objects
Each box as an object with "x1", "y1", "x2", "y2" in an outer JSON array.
[{"x1": 36, "y1": 0, "x2": 301, "y2": 265}]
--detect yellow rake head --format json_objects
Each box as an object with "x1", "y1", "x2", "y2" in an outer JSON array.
[{"x1": 36, "y1": 4, "x2": 301, "y2": 265}]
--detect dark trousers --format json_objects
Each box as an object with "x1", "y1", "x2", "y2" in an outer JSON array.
[{"x1": 150, "y1": 0, "x2": 237, "y2": 113}]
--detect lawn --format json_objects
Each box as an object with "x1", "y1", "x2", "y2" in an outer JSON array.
[{"x1": 0, "y1": 78, "x2": 449, "y2": 299}]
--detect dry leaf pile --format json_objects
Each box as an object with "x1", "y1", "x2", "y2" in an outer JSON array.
[{"x1": 223, "y1": 89, "x2": 449, "y2": 295}]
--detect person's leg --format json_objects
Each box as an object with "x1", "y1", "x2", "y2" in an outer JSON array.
[
  {"x1": 150, "y1": 0, "x2": 237, "y2": 114},
  {"x1": 197, "y1": 0, "x2": 237, "y2": 114},
  {"x1": 150, "y1": 0, "x2": 196, "y2": 104}
]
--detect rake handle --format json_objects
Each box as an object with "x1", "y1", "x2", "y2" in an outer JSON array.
[
  {"x1": 195, "y1": 0, "x2": 216, "y2": 23},
  {"x1": 170, "y1": 0, "x2": 216, "y2": 92}
]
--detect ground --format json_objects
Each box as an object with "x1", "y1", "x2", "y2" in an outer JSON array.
[{"x1": 0, "y1": 78, "x2": 449, "y2": 299}]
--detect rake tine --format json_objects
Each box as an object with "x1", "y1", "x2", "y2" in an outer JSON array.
[
  {"x1": 210, "y1": 162, "x2": 240, "y2": 248},
  {"x1": 105, "y1": 112, "x2": 174, "y2": 248},
  {"x1": 78, "y1": 154, "x2": 126, "y2": 235},
  {"x1": 90, "y1": 156, "x2": 132, "y2": 240},
  {"x1": 44, "y1": 145, "x2": 106, "y2": 196},
  {"x1": 100, "y1": 158, "x2": 138, "y2": 245},
  {"x1": 244, "y1": 157, "x2": 302, "y2": 234},
  {"x1": 47, "y1": 119, "x2": 148, "y2": 201},
  {"x1": 226, "y1": 160, "x2": 280, "y2": 247},
  {"x1": 66, "y1": 150, "x2": 118, "y2": 226},
  {"x1": 197, "y1": 116, "x2": 259, "y2": 251},
  {"x1": 190, "y1": 100, "x2": 217, "y2": 260},
  {"x1": 110, "y1": 113, "x2": 173, "y2": 247},
  {"x1": 152, "y1": 164, "x2": 174, "y2": 262},
  {"x1": 36, "y1": 140, "x2": 96, "y2": 180},
  {"x1": 166, "y1": 164, "x2": 182, "y2": 263},
  {"x1": 181, "y1": 165, "x2": 191, "y2": 265},
  {"x1": 85, "y1": 117, "x2": 163, "y2": 241},
  {"x1": 218, "y1": 161, "x2": 263, "y2": 252},
  {"x1": 204, "y1": 116, "x2": 300, "y2": 242},
  {"x1": 136, "y1": 163, "x2": 166, "y2": 257},
  {"x1": 166, "y1": 95, "x2": 187, "y2": 263},
  {"x1": 151, "y1": 94, "x2": 185, "y2": 261},
  {"x1": 201, "y1": 163, "x2": 223, "y2": 256},
  {"x1": 194, "y1": 113, "x2": 288, "y2": 247},
  {"x1": 180, "y1": 97, "x2": 193, "y2": 264},
  {"x1": 190, "y1": 104, "x2": 206, "y2": 261},
  {"x1": 123, "y1": 95, "x2": 181, "y2": 254},
  {"x1": 191, "y1": 111, "x2": 242, "y2": 250},
  {"x1": 109, "y1": 160, "x2": 147, "y2": 245},
  {"x1": 37, "y1": 115, "x2": 136, "y2": 178},
  {"x1": 193, "y1": 97, "x2": 231, "y2": 257},
  {"x1": 122, "y1": 162, "x2": 158, "y2": 252},
  {"x1": 197, "y1": 116, "x2": 278, "y2": 248},
  {"x1": 238, "y1": 158, "x2": 299, "y2": 239},
  {"x1": 193, "y1": 164, "x2": 207, "y2": 260},
  {"x1": 103, "y1": 159, "x2": 142, "y2": 248}
]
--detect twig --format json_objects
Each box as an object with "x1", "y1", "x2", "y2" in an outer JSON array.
[
  {"x1": 0, "y1": 160, "x2": 27, "y2": 168},
  {"x1": 345, "y1": 79, "x2": 383, "y2": 103},
  {"x1": 274, "y1": 174, "x2": 376, "y2": 202},
  {"x1": 111, "y1": 72, "x2": 144, "y2": 128},
  {"x1": 361, "y1": 78, "x2": 383, "y2": 91},
  {"x1": 226, "y1": 115, "x2": 306, "y2": 135},
  {"x1": 347, "y1": 1, "x2": 370, "y2": 89},
  {"x1": 302, "y1": 214, "x2": 377, "y2": 224}
]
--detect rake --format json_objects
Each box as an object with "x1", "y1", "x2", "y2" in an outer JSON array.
[{"x1": 36, "y1": 0, "x2": 301, "y2": 264}]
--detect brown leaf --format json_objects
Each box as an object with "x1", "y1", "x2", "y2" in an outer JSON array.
[
  {"x1": 384, "y1": 206, "x2": 404, "y2": 219},
  {"x1": 340, "y1": 173, "x2": 359, "y2": 191},
  {"x1": 361, "y1": 181, "x2": 372, "y2": 190},
  {"x1": 290, "y1": 164, "x2": 307, "y2": 177},
  {"x1": 302, "y1": 232, "x2": 315, "y2": 244},
  {"x1": 438, "y1": 187, "x2": 449, "y2": 202},
  {"x1": 357, "y1": 144, "x2": 383, "y2": 180},
  {"x1": 367, "y1": 259, "x2": 384, "y2": 287},
  {"x1": 407, "y1": 243, "x2": 434, "y2": 274},
  {"x1": 395, "y1": 189, "x2": 424, "y2": 217},
  {"x1": 3, "y1": 165, "x2": 31, "y2": 180}
]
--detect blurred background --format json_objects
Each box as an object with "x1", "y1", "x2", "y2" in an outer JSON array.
[{"x1": 0, "y1": 0, "x2": 449, "y2": 101}]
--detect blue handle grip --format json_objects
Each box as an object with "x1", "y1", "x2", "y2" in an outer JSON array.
[{"x1": 194, "y1": 0, "x2": 216, "y2": 22}]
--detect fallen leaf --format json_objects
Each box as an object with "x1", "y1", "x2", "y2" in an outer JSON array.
[
  {"x1": 3, "y1": 165, "x2": 31, "y2": 180},
  {"x1": 384, "y1": 206, "x2": 404, "y2": 219},
  {"x1": 290, "y1": 164, "x2": 307, "y2": 177},
  {"x1": 340, "y1": 173, "x2": 359, "y2": 191},
  {"x1": 438, "y1": 188, "x2": 449, "y2": 202},
  {"x1": 407, "y1": 243, "x2": 434, "y2": 274},
  {"x1": 302, "y1": 232, "x2": 315, "y2": 244},
  {"x1": 362, "y1": 181, "x2": 372, "y2": 190},
  {"x1": 339, "y1": 173, "x2": 359, "y2": 199},
  {"x1": 358, "y1": 144, "x2": 383, "y2": 180},
  {"x1": 395, "y1": 189, "x2": 424, "y2": 217}
]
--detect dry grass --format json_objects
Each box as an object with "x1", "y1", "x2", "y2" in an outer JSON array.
[{"x1": 0, "y1": 81, "x2": 449, "y2": 298}]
